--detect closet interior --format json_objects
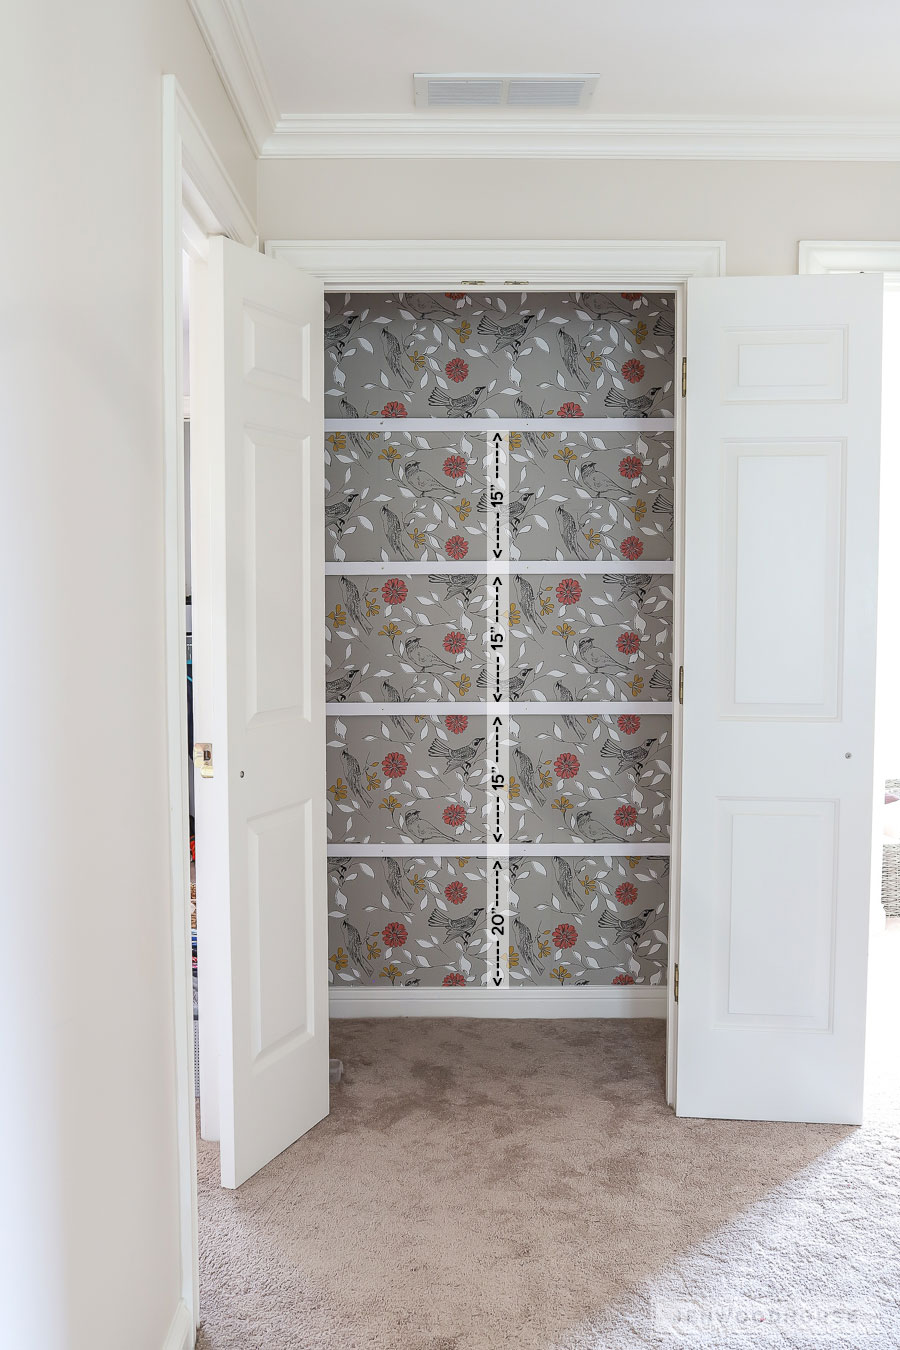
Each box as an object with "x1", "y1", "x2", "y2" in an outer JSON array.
[{"x1": 324, "y1": 290, "x2": 676, "y2": 997}]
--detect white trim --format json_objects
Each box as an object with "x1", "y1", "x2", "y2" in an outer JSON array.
[
  {"x1": 327, "y1": 844, "x2": 671, "y2": 858},
  {"x1": 162, "y1": 1301, "x2": 194, "y2": 1350},
  {"x1": 162, "y1": 75, "x2": 258, "y2": 1339},
  {"x1": 324, "y1": 419, "x2": 675, "y2": 433},
  {"x1": 268, "y1": 239, "x2": 725, "y2": 288},
  {"x1": 186, "y1": 0, "x2": 278, "y2": 155},
  {"x1": 173, "y1": 77, "x2": 257, "y2": 249},
  {"x1": 325, "y1": 561, "x2": 675, "y2": 575},
  {"x1": 800, "y1": 241, "x2": 900, "y2": 289},
  {"x1": 327, "y1": 702, "x2": 673, "y2": 717},
  {"x1": 263, "y1": 113, "x2": 900, "y2": 162},
  {"x1": 329, "y1": 985, "x2": 666, "y2": 1018}
]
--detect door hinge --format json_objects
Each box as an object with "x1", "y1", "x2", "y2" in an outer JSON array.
[
  {"x1": 673, "y1": 962, "x2": 679, "y2": 1003},
  {"x1": 678, "y1": 665, "x2": 684, "y2": 704},
  {"x1": 681, "y1": 356, "x2": 687, "y2": 398}
]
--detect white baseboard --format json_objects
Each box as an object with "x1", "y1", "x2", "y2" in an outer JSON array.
[
  {"x1": 329, "y1": 985, "x2": 666, "y2": 1019},
  {"x1": 162, "y1": 1300, "x2": 193, "y2": 1350}
]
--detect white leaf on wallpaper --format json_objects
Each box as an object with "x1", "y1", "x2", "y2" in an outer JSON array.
[
  {"x1": 359, "y1": 864, "x2": 374, "y2": 877},
  {"x1": 556, "y1": 372, "x2": 566, "y2": 388},
  {"x1": 357, "y1": 337, "x2": 373, "y2": 353},
  {"x1": 533, "y1": 515, "x2": 548, "y2": 529},
  {"x1": 420, "y1": 373, "x2": 428, "y2": 389},
  {"x1": 381, "y1": 895, "x2": 391, "y2": 908},
  {"x1": 337, "y1": 972, "x2": 356, "y2": 982},
  {"x1": 357, "y1": 516, "x2": 373, "y2": 531},
  {"x1": 495, "y1": 297, "x2": 506, "y2": 313},
  {"x1": 334, "y1": 719, "x2": 346, "y2": 737},
  {"x1": 415, "y1": 955, "x2": 430, "y2": 967},
  {"x1": 414, "y1": 786, "x2": 430, "y2": 799},
  {"x1": 380, "y1": 371, "x2": 389, "y2": 386},
  {"x1": 459, "y1": 954, "x2": 472, "y2": 973},
  {"x1": 531, "y1": 861, "x2": 547, "y2": 876}
]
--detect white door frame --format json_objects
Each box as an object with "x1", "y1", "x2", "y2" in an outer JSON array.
[
  {"x1": 162, "y1": 75, "x2": 257, "y2": 1343},
  {"x1": 266, "y1": 236, "x2": 723, "y2": 1109}
]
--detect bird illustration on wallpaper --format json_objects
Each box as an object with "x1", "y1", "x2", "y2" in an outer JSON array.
[
  {"x1": 323, "y1": 291, "x2": 675, "y2": 421},
  {"x1": 327, "y1": 854, "x2": 669, "y2": 989},
  {"x1": 324, "y1": 427, "x2": 673, "y2": 564}
]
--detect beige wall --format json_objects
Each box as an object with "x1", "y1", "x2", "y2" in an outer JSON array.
[
  {"x1": 258, "y1": 158, "x2": 900, "y2": 275},
  {"x1": 1, "y1": 4, "x2": 253, "y2": 1348}
]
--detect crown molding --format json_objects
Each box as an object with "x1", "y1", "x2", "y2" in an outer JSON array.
[
  {"x1": 261, "y1": 113, "x2": 900, "y2": 161},
  {"x1": 265, "y1": 237, "x2": 725, "y2": 286},
  {"x1": 187, "y1": 0, "x2": 278, "y2": 153}
]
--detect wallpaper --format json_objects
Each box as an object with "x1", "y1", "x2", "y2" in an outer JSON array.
[
  {"x1": 328, "y1": 855, "x2": 669, "y2": 989},
  {"x1": 325, "y1": 571, "x2": 674, "y2": 704},
  {"x1": 325, "y1": 428, "x2": 674, "y2": 564},
  {"x1": 325, "y1": 291, "x2": 676, "y2": 420},
  {"x1": 324, "y1": 290, "x2": 675, "y2": 992}
]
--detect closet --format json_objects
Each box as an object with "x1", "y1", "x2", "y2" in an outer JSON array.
[{"x1": 323, "y1": 290, "x2": 675, "y2": 998}]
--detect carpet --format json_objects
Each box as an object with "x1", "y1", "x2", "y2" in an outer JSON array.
[{"x1": 196, "y1": 1006, "x2": 900, "y2": 1349}]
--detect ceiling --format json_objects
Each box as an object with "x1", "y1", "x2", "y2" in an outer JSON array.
[
  {"x1": 245, "y1": 0, "x2": 899, "y2": 118},
  {"x1": 189, "y1": 0, "x2": 900, "y2": 158}
]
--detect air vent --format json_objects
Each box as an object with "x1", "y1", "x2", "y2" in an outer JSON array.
[{"x1": 414, "y1": 74, "x2": 599, "y2": 110}]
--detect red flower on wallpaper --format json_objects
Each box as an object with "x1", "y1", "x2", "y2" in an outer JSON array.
[
  {"x1": 444, "y1": 535, "x2": 469, "y2": 560},
  {"x1": 381, "y1": 752, "x2": 408, "y2": 780},
  {"x1": 621, "y1": 293, "x2": 642, "y2": 301},
  {"x1": 555, "y1": 578, "x2": 582, "y2": 605},
  {"x1": 382, "y1": 922, "x2": 408, "y2": 949},
  {"x1": 444, "y1": 293, "x2": 466, "y2": 300},
  {"x1": 380, "y1": 401, "x2": 407, "y2": 417},
  {"x1": 443, "y1": 631, "x2": 467, "y2": 654},
  {"x1": 445, "y1": 358, "x2": 469, "y2": 383},
  {"x1": 552, "y1": 923, "x2": 579, "y2": 950},
  {"x1": 443, "y1": 454, "x2": 468, "y2": 479},
  {"x1": 616, "y1": 882, "x2": 638, "y2": 906},
  {"x1": 617, "y1": 714, "x2": 641, "y2": 735},
  {"x1": 443, "y1": 972, "x2": 466, "y2": 986},
  {"x1": 445, "y1": 881, "x2": 468, "y2": 905},
  {"x1": 615, "y1": 804, "x2": 638, "y2": 829},
  {"x1": 620, "y1": 536, "x2": 644, "y2": 560},
  {"x1": 557, "y1": 401, "x2": 584, "y2": 418},
  {"x1": 618, "y1": 455, "x2": 643, "y2": 480},
  {"x1": 553, "y1": 752, "x2": 580, "y2": 780},
  {"x1": 443, "y1": 804, "x2": 466, "y2": 827},
  {"x1": 621, "y1": 359, "x2": 645, "y2": 385},
  {"x1": 617, "y1": 632, "x2": 640, "y2": 655},
  {"x1": 381, "y1": 578, "x2": 408, "y2": 605},
  {"x1": 445, "y1": 715, "x2": 468, "y2": 734},
  {"x1": 612, "y1": 973, "x2": 635, "y2": 985}
]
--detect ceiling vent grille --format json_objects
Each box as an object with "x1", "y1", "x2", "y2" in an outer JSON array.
[{"x1": 414, "y1": 74, "x2": 599, "y2": 110}]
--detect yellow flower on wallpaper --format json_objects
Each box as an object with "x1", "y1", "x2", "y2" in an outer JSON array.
[
  {"x1": 378, "y1": 445, "x2": 400, "y2": 463},
  {"x1": 580, "y1": 874, "x2": 597, "y2": 893},
  {"x1": 508, "y1": 776, "x2": 521, "y2": 800},
  {"x1": 552, "y1": 796, "x2": 572, "y2": 813},
  {"x1": 328, "y1": 603, "x2": 348, "y2": 628},
  {"x1": 584, "y1": 527, "x2": 603, "y2": 550},
  {"x1": 330, "y1": 947, "x2": 348, "y2": 971},
  {"x1": 455, "y1": 673, "x2": 471, "y2": 696},
  {"x1": 508, "y1": 602, "x2": 522, "y2": 626},
  {"x1": 631, "y1": 321, "x2": 649, "y2": 344},
  {"x1": 551, "y1": 965, "x2": 572, "y2": 984},
  {"x1": 380, "y1": 964, "x2": 402, "y2": 984},
  {"x1": 553, "y1": 446, "x2": 577, "y2": 466},
  {"x1": 508, "y1": 946, "x2": 519, "y2": 969},
  {"x1": 409, "y1": 528, "x2": 427, "y2": 549},
  {"x1": 454, "y1": 320, "x2": 472, "y2": 342},
  {"x1": 456, "y1": 498, "x2": 471, "y2": 521},
  {"x1": 379, "y1": 795, "x2": 401, "y2": 811},
  {"x1": 408, "y1": 350, "x2": 426, "y2": 370},
  {"x1": 366, "y1": 770, "x2": 381, "y2": 791},
  {"x1": 508, "y1": 432, "x2": 522, "y2": 449},
  {"x1": 633, "y1": 498, "x2": 647, "y2": 522},
  {"x1": 366, "y1": 939, "x2": 382, "y2": 960},
  {"x1": 410, "y1": 874, "x2": 426, "y2": 894},
  {"x1": 587, "y1": 350, "x2": 603, "y2": 371},
  {"x1": 379, "y1": 621, "x2": 402, "y2": 640},
  {"x1": 628, "y1": 674, "x2": 645, "y2": 696},
  {"x1": 327, "y1": 432, "x2": 347, "y2": 451},
  {"x1": 552, "y1": 621, "x2": 575, "y2": 640},
  {"x1": 329, "y1": 778, "x2": 348, "y2": 801}
]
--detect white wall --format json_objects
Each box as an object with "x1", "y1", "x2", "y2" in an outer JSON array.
[
  {"x1": 258, "y1": 158, "x2": 900, "y2": 275},
  {"x1": 0, "y1": 4, "x2": 254, "y2": 1348}
]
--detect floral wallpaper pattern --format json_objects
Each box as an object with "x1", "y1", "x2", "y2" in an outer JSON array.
[
  {"x1": 325, "y1": 428, "x2": 674, "y2": 564},
  {"x1": 324, "y1": 292, "x2": 675, "y2": 992},
  {"x1": 325, "y1": 571, "x2": 673, "y2": 704},
  {"x1": 325, "y1": 291, "x2": 676, "y2": 421},
  {"x1": 326, "y1": 714, "x2": 670, "y2": 845},
  {"x1": 328, "y1": 854, "x2": 669, "y2": 989}
]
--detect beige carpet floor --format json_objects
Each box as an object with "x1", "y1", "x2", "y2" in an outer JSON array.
[{"x1": 197, "y1": 1004, "x2": 900, "y2": 1349}]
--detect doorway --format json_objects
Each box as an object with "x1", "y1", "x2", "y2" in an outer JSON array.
[{"x1": 321, "y1": 288, "x2": 680, "y2": 1028}]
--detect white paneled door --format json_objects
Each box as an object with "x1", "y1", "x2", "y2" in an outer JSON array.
[
  {"x1": 197, "y1": 237, "x2": 328, "y2": 1187},
  {"x1": 677, "y1": 275, "x2": 883, "y2": 1122}
]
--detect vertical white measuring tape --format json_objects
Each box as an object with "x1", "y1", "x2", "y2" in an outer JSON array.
[{"x1": 487, "y1": 430, "x2": 510, "y2": 989}]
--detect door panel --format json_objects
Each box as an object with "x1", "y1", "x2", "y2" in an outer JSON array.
[
  {"x1": 677, "y1": 274, "x2": 882, "y2": 1123},
  {"x1": 199, "y1": 236, "x2": 327, "y2": 1187}
]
